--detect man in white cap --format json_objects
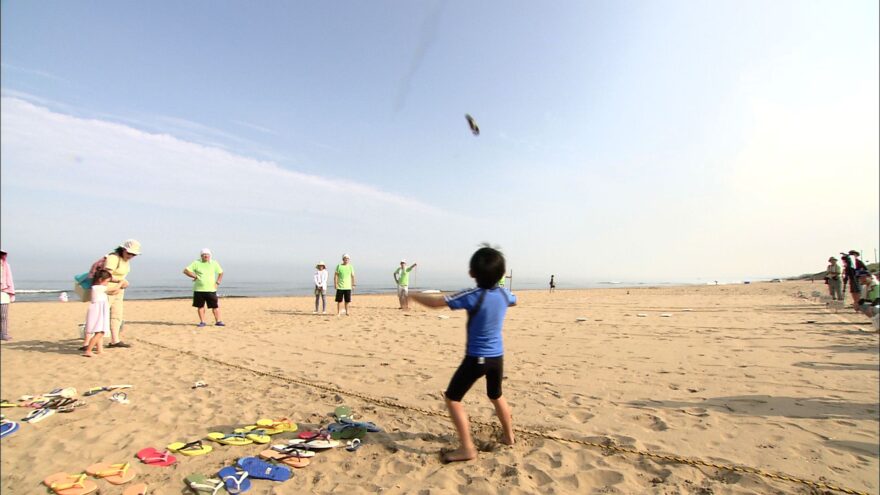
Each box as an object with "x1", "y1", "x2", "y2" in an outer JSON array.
[
  {"x1": 334, "y1": 253, "x2": 356, "y2": 316},
  {"x1": 393, "y1": 259, "x2": 418, "y2": 310},
  {"x1": 183, "y1": 248, "x2": 225, "y2": 327}
]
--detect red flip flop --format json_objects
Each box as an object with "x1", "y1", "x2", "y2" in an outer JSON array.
[{"x1": 135, "y1": 447, "x2": 177, "y2": 467}]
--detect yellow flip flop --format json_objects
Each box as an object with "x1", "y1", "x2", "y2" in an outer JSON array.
[
  {"x1": 206, "y1": 431, "x2": 253, "y2": 446},
  {"x1": 85, "y1": 462, "x2": 136, "y2": 485},
  {"x1": 166, "y1": 439, "x2": 213, "y2": 456},
  {"x1": 255, "y1": 418, "x2": 298, "y2": 433},
  {"x1": 43, "y1": 472, "x2": 98, "y2": 495},
  {"x1": 233, "y1": 427, "x2": 271, "y2": 444}
]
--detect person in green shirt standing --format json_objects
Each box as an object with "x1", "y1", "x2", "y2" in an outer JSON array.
[
  {"x1": 334, "y1": 253, "x2": 356, "y2": 316},
  {"x1": 183, "y1": 248, "x2": 225, "y2": 327},
  {"x1": 394, "y1": 260, "x2": 418, "y2": 310}
]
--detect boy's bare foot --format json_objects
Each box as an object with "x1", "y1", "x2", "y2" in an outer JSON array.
[
  {"x1": 82, "y1": 353, "x2": 92, "y2": 358},
  {"x1": 442, "y1": 447, "x2": 477, "y2": 463},
  {"x1": 501, "y1": 433, "x2": 515, "y2": 446}
]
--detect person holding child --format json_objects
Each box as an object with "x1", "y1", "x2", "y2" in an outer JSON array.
[
  {"x1": 409, "y1": 245, "x2": 517, "y2": 463},
  {"x1": 104, "y1": 239, "x2": 141, "y2": 348},
  {"x1": 82, "y1": 269, "x2": 112, "y2": 357}
]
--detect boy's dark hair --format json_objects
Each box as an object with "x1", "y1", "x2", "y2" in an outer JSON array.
[
  {"x1": 93, "y1": 269, "x2": 112, "y2": 283},
  {"x1": 470, "y1": 246, "x2": 506, "y2": 289}
]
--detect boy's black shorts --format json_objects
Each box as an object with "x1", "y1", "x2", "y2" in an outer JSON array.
[
  {"x1": 445, "y1": 355, "x2": 504, "y2": 402},
  {"x1": 335, "y1": 289, "x2": 352, "y2": 303},
  {"x1": 192, "y1": 291, "x2": 219, "y2": 309}
]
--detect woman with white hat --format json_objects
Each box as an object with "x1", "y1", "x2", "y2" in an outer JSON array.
[
  {"x1": 104, "y1": 239, "x2": 141, "y2": 348},
  {"x1": 313, "y1": 261, "x2": 328, "y2": 314}
]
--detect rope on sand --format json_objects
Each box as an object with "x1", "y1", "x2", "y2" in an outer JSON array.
[{"x1": 132, "y1": 337, "x2": 870, "y2": 495}]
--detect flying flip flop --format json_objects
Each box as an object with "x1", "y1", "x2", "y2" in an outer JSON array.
[{"x1": 465, "y1": 114, "x2": 480, "y2": 136}]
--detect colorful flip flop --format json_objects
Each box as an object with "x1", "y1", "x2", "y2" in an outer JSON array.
[
  {"x1": 254, "y1": 418, "x2": 297, "y2": 432},
  {"x1": 0, "y1": 420, "x2": 19, "y2": 439},
  {"x1": 184, "y1": 473, "x2": 223, "y2": 494},
  {"x1": 22, "y1": 407, "x2": 55, "y2": 423},
  {"x1": 287, "y1": 438, "x2": 340, "y2": 450},
  {"x1": 259, "y1": 448, "x2": 311, "y2": 468},
  {"x1": 333, "y1": 405, "x2": 352, "y2": 421},
  {"x1": 136, "y1": 447, "x2": 178, "y2": 466},
  {"x1": 45, "y1": 387, "x2": 78, "y2": 398},
  {"x1": 328, "y1": 424, "x2": 367, "y2": 440},
  {"x1": 85, "y1": 461, "x2": 136, "y2": 485},
  {"x1": 43, "y1": 472, "x2": 98, "y2": 495},
  {"x1": 207, "y1": 432, "x2": 253, "y2": 446},
  {"x1": 167, "y1": 440, "x2": 213, "y2": 456},
  {"x1": 340, "y1": 416, "x2": 382, "y2": 432},
  {"x1": 236, "y1": 456, "x2": 291, "y2": 481},
  {"x1": 218, "y1": 466, "x2": 251, "y2": 493},
  {"x1": 270, "y1": 444, "x2": 316, "y2": 457},
  {"x1": 123, "y1": 483, "x2": 148, "y2": 495}
]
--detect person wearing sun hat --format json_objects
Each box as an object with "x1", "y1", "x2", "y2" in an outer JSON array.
[
  {"x1": 313, "y1": 261, "x2": 329, "y2": 314},
  {"x1": 334, "y1": 254, "x2": 356, "y2": 316},
  {"x1": 183, "y1": 248, "x2": 225, "y2": 327},
  {"x1": 825, "y1": 256, "x2": 842, "y2": 301},
  {"x1": 104, "y1": 239, "x2": 141, "y2": 348}
]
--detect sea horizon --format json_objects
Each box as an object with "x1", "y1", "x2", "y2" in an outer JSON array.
[{"x1": 10, "y1": 276, "x2": 781, "y2": 302}]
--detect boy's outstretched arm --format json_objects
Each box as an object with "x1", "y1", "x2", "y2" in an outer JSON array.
[{"x1": 409, "y1": 292, "x2": 447, "y2": 308}]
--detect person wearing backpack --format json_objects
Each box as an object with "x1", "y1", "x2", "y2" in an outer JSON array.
[{"x1": 104, "y1": 239, "x2": 141, "y2": 348}]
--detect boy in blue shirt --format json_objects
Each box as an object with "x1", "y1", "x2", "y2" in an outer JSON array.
[{"x1": 409, "y1": 246, "x2": 517, "y2": 463}]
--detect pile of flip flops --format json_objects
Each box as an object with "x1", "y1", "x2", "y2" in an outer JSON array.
[{"x1": 32, "y1": 403, "x2": 381, "y2": 493}]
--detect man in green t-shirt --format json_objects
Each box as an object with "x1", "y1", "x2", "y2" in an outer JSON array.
[
  {"x1": 393, "y1": 260, "x2": 418, "y2": 310},
  {"x1": 183, "y1": 248, "x2": 225, "y2": 327},
  {"x1": 334, "y1": 253, "x2": 356, "y2": 316}
]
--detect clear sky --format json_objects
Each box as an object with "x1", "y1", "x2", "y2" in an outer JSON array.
[{"x1": 1, "y1": 0, "x2": 878, "y2": 286}]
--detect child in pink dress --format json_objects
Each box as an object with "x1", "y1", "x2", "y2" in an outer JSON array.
[{"x1": 83, "y1": 270, "x2": 112, "y2": 357}]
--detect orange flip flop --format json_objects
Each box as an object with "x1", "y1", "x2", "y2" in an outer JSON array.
[
  {"x1": 85, "y1": 461, "x2": 137, "y2": 484},
  {"x1": 259, "y1": 448, "x2": 311, "y2": 468},
  {"x1": 43, "y1": 473, "x2": 98, "y2": 495},
  {"x1": 123, "y1": 482, "x2": 148, "y2": 495}
]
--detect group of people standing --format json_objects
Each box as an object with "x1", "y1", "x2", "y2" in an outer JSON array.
[
  {"x1": 311, "y1": 254, "x2": 358, "y2": 315},
  {"x1": 825, "y1": 250, "x2": 879, "y2": 317}
]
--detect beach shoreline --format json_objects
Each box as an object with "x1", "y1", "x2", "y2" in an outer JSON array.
[{"x1": 1, "y1": 281, "x2": 877, "y2": 494}]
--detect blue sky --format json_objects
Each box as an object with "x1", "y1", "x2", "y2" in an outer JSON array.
[{"x1": 1, "y1": 0, "x2": 878, "y2": 287}]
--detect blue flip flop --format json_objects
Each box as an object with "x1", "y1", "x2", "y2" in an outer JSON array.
[
  {"x1": 218, "y1": 466, "x2": 251, "y2": 493},
  {"x1": 340, "y1": 417, "x2": 382, "y2": 432},
  {"x1": 0, "y1": 421, "x2": 19, "y2": 439},
  {"x1": 236, "y1": 457, "x2": 291, "y2": 481}
]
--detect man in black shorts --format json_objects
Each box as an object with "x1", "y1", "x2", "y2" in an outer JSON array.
[{"x1": 183, "y1": 248, "x2": 225, "y2": 327}]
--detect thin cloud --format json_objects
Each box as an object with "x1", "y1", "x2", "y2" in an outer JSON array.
[
  {"x1": 231, "y1": 119, "x2": 278, "y2": 135},
  {"x1": 1, "y1": 97, "x2": 449, "y2": 218},
  {"x1": 1, "y1": 63, "x2": 67, "y2": 82}
]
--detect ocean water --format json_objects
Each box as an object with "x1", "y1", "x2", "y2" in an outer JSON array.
[{"x1": 10, "y1": 277, "x2": 762, "y2": 302}]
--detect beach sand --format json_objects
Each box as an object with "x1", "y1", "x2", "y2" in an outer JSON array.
[{"x1": 1, "y1": 281, "x2": 877, "y2": 494}]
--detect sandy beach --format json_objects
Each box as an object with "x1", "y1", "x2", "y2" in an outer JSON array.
[{"x1": 0, "y1": 281, "x2": 877, "y2": 494}]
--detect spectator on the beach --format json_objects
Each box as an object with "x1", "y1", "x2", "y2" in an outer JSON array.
[
  {"x1": 393, "y1": 260, "x2": 417, "y2": 310},
  {"x1": 334, "y1": 254, "x2": 356, "y2": 316},
  {"x1": 549, "y1": 275, "x2": 556, "y2": 293},
  {"x1": 105, "y1": 239, "x2": 141, "y2": 348},
  {"x1": 408, "y1": 246, "x2": 517, "y2": 463},
  {"x1": 825, "y1": 257, "x2": 843, "y2": 301},
  {"x1": 82, "y1": 269, "x2": 112, "y2": 357},
  {"x1": 313, "y1": 261, "x2": 328, "y2": 314},
  {"x1": 183, "y1": 248, "x2": 225, "y2": 327},
  {"x1": 842, "y1": 252, "x2": 863, "y2": 311},
  {"x1": 0, "y1": 249, "x2": 15, "y2": 341},
  {"x1": 856, "y1": 270, "x2": 879, "y2": 317}
]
